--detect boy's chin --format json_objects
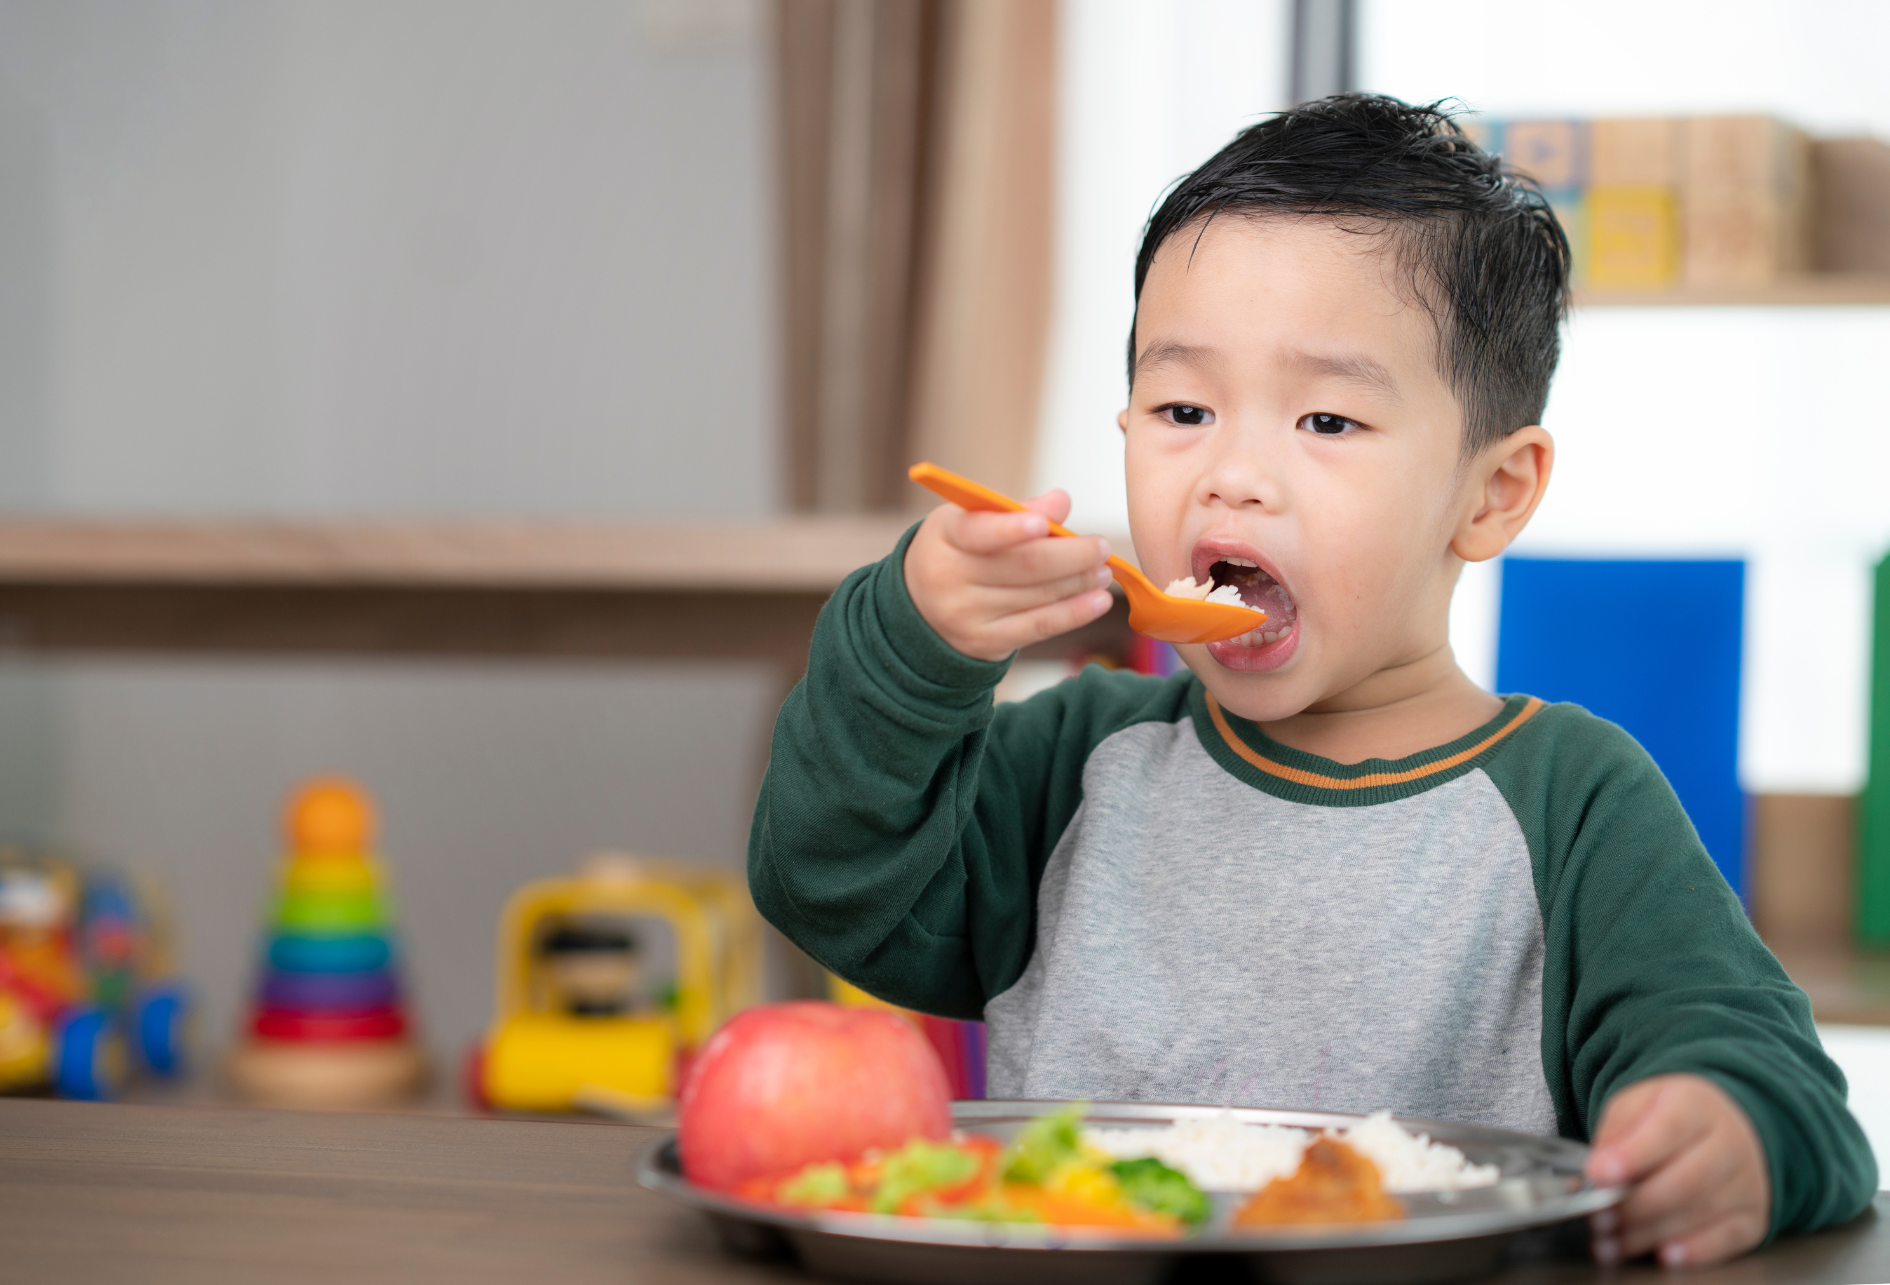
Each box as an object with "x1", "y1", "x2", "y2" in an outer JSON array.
[{"x1": 1182, "y1": 630, "x2": 1316, "y2": 723}]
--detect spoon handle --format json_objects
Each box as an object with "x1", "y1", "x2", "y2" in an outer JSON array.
[
  {"x1": 908, "y1": 462, "x2": 1144, "y2": 581},
  {"x1": 907, "y1": 463, "x2": 1079, "y2": 536}
]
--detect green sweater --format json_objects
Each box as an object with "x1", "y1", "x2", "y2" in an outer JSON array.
[{"x1": 750, "y1": 530, "x2": 1877, "y2": 1237}]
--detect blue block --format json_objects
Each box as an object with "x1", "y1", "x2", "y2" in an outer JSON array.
[{"x1": 1496, "y1": 558, "x2": 1746, "y2": 898}]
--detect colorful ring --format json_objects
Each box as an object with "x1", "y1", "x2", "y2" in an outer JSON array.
[
  {"x1": 272, "y1": 888, "x2": 388, "y2": 935},
  {"x1": 267, "y1": 934, "x2": 391, "y2": 974},
  {"x1": 252, "y1": 1006, "x2": 406, "y2": 1041},
  {"x1": 261, "y1": 970, "x2": 398, "y2": 1011},
  {"x1": 279, "y1": 857, "x2": 382, "y2": 897}
]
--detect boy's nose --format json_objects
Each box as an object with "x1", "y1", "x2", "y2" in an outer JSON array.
[{"x1": 1198, "y1": 433, "x2": 1285, "y2": 512}]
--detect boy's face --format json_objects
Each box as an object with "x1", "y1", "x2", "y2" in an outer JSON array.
[{"x1": 1123, "y1": 216, "x2": 1483, "y2": 723}]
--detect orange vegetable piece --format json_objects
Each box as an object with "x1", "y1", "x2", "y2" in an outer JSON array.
[{"x1": 1233, "y1": 1138, "x2": 1404, "y2": 1226}]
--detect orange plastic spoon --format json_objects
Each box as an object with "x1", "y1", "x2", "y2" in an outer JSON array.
[{"x1": 908, "y1": 462, "x2": 1266, "y2": 645}]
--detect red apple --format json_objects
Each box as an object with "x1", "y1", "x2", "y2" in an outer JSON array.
[{"x1": 678, "y1": 1000, "x2": 952, "y2": 1191}]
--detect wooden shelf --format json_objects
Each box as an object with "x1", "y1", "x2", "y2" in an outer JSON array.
[
  {"x1": 1574, "y1": 273, "x2": 1890, "y2": 307},
  {"x1": 0, "y1": 516, "x2": 1133, "y2": 665},
  {"x1": 1771, "y1": 946, "x2": 1890, "y2": 1026},
  {"x1": 0, "y1": 516, "x2": 915, "y2": 664},
  {"x1": 0, "y1": 516, "x2": 919, "y2": 590}
]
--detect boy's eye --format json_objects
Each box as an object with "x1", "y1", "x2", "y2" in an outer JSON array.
[
  {"x1": 1299, "y1": 412, "x2": 1361, "y2": 436},
  {"x1": 1160, "y1": 404, "x2": 1214, "y2": 427}
]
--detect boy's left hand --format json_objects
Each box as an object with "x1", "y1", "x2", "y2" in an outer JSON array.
[{"x1": 1585, "y1": 1073, "x2": 1770, "y2": 1268}]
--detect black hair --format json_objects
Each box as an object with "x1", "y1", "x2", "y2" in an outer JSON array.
[{"x1": 1130, "y1": 94, "x2": 1570, "y2": 456}]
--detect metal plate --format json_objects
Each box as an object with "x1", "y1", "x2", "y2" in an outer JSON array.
[{"x1": 637, "y1": 1100, "x2": 1624, "y2": 1285}]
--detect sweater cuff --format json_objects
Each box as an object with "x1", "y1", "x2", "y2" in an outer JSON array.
[
  {"x1": 869, "y1": 522, "x2": 1014, "y2": 694},
  {"x1": 1698, "y1": 1072, "x2": 1790, "y2": 1245}
]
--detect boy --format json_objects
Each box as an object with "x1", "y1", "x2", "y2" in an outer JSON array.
[{"x1": 749, "y1": 96, "x2": 1875, "y2": 1266}]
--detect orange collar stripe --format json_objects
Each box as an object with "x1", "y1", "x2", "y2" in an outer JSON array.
[{"x1": 1205, "y1": 694, "x2": 1545, "y2": 791}]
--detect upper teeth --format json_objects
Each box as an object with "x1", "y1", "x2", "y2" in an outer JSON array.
[{"x1": 1220, "y1": 556, "x2": 1258, "y2": 568}]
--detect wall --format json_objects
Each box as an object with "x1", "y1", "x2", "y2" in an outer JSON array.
[
  {"x1": 0, "y1": 0, "x2": 782, "y2": 1065},
  {"x1": 0, "y1": 0, "x2": 776, "y2": 517}
]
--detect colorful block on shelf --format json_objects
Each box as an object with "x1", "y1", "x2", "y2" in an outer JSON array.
[
  {"x1": 1587, "y1": 118, "x2": 1682, "y2": 290},
  {"x1": 1502, "y1": 119, "x2": 1589, "y2": 190},
  {"x1": 1861, "y1": 553, "x2": 1890, "y2": 945},
  {"x1": 1591, "y1": 118, "x2": 1680, "y2": 188},
  {"x1": 1588, "y1": 187, "x2": 1681, "y2": 289},
  {"x1": 1683, "y1": 116, "x2": 1812, "y2": 286},
  {"x1": 1457, "y1": 115, "x2": 1501, "y2": 158},
  {"x1": 1542, "y1": 189, "x2": 1588, "y2": 288},
  {"x1": 226, "y1": 778, "x2": 427, "y2": 1106}
]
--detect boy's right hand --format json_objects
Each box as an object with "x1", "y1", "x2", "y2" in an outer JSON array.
[{"x1": 904, "y1": 489, "x2": 1116, "y2": 662}]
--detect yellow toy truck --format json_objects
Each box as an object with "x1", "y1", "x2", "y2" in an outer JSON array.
[{"x1": 467, "y1": 853, "x2": 759, "y2": 1116}]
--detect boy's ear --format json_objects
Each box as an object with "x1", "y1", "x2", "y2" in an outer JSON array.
[
  {"x1": 1452, "y1": 426, "x2": 1553, "y2": 563},
  {"x1": 1117, "y1": 409, "x2": 1129, "y2": 436}
]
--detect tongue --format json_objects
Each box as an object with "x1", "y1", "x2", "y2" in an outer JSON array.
[
  {"x1": 1213, "y1": 564, "x2": 1297, "y2": 629},
  {"x1": 1243, "y1": 581, "x2": 1295, "y2": 627}
]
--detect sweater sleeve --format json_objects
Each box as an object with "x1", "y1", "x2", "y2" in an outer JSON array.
[
  {"x1": 746, "y1": 525, "x2": 1171, "y2": 1019},
  {"x1": 1488, "y1": 705, "x2": 1877, "y2": 1239}
]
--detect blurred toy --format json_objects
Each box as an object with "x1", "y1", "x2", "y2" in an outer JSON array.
[
  {"x1": 468, "y1": 853, "x2": 760, "y2": 1116},
  {"x1": 0, "y1": 852, "x2": 192, "y2": 1099},
  {"x1": 78, "y1": 867, "x2": 191, "y2": 1081},
  {"x1": 226, "y1": 778, "x2": 427, "y2": 1106},
  {"x1": 827, "y1": 974, "x2": 986, "y2": 1100}
]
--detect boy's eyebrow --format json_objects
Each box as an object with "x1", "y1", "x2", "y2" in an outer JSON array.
[
  {"x1": 1285, "y1": 349, "x2": 1401, "y2": 399},
  {"x1": 1135, "y1": 341, "x2": 1402, "y2": 401},
  {"x1": 1133, "y1": 340, "x2": 1218, "y2": 378}
]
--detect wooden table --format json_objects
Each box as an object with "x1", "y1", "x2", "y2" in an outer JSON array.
[{"x1": 2, "y1": 1100, "x2": 1883, "y2": 1284}]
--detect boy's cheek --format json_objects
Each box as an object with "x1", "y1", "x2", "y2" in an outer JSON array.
[{"x1": 1122, "y1": 482, "x2": 1200, "y2": 585}]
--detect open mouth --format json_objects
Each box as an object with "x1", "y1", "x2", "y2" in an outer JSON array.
[{"x1": 1199, "y1": 556, "x2": 1298, "y2": 648}]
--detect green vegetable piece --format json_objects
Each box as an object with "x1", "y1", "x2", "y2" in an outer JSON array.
[
  {"x1": 1109, "y1": 1157, "x2": 1211, "y2": 1226},
  {"x1": 871, "y1": 1139, "x2": 981, "y2": 1214},
  {"x1": 778, "y1": 1161, "x2": 850, "y2": 1207},
  {"x1": 1002, "y1": 1102, "x2": 1088, "y2": 1185}
]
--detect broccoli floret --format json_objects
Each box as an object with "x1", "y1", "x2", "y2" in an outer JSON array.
[{"x1": 1109, "y1": 1157, "x2": 1212, "y2": 1226}]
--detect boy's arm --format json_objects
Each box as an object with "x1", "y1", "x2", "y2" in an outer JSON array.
[
  {"x1": 1498, "y1": 711, "x2": 1877, "y2": 1241},
  {"x1": 748, "y1": 526, "x2": 1145, "y2": 1019}
]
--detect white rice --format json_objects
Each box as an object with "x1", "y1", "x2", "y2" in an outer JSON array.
[
  {"x1": 1088, "y1": 1114, "x2": 1310, "y2": 1191},
  {"x1": 1163, "y1": 576, "x2": 1248, "y2": 608},
  {"x1": 1085, "y1": 1109, "x2": 1501, "y2": 1193},
  {"x1": 1333, "y1": 1111, "x2": 1501, "y2": 1192}
]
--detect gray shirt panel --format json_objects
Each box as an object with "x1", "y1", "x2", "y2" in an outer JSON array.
[{"x1": 983, "y1": 716, "x2": 1555, "y2": 1132}]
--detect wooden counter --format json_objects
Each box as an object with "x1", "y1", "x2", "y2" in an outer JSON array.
[{"x1": 1, "y1": 1099, "x2": 1883, "y2": 1284}]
